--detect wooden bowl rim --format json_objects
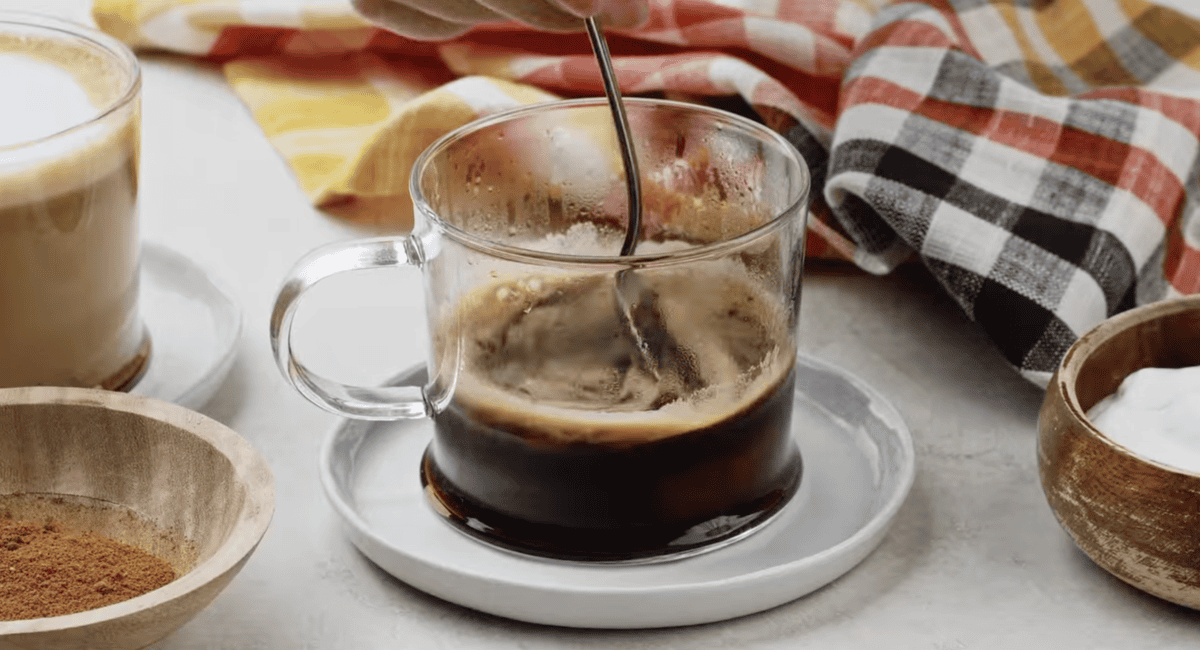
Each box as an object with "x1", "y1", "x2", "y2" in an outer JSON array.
[
  {"x1": 1054, "y1": 294, "x2": 1200, "y2": 479},
  {"x1": 0, "y1": 387, "x2": 275, "y2": 635}
]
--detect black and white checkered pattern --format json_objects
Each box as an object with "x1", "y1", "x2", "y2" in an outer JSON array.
[{"x1": 808, "y1": 1, "x2": 1197, "y2": 385}]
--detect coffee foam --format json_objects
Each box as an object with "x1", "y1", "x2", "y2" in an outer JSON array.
[
  {"x1": 454, "y1": 347, "x2": 791, "y2": 445},
  {"x1": 0, "y1": 53, "x2": 95, "y2": 146},
  {"x1": 0, "y1": 35, "x2": 136, "y2": 209},
  {"x1": 518, "y1": 221, "x2": 697, "y2": 258},
  {"x1": 441, "y1": 262, "x2": 795, "y2": 444}
]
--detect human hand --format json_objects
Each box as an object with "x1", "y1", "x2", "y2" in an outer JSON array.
[{"x1": 351, "y1": 0, "x2": 648, "y2": 40}]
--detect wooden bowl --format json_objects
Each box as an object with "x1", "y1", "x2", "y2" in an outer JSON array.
[
  {"x1": 1039, "y1": 295, "x2": 1200, "y2": 609},
  {"x1": 0, "y1": 388, "x2": 274, "y2": 649}
]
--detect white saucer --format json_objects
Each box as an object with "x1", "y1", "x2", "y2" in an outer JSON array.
[
  {"x1": 320, "y1": 353, "x2": 915, "y2": 629},
  {"x1": 130, "y1": 242, "x2": 242, "y2": 410}
]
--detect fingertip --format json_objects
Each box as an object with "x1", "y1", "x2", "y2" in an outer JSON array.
[
  {"x1": 350, "y1": 0, "x2": 383, "y2": 20},
  {"x1": 351, "y1": 0, "x2": 475, "y2": 40},
  {"x1": 597, "y1": 1, "x2": 648, "y2": 30},
  {"x1": 478, "y1": 0, "x2": 585, "y2": 31},
  {"x1": 550, "y1": 0, "x2": 604, "y2": 18}
]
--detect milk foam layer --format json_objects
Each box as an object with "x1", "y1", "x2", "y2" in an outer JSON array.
[
  {"x1": 0, "y1": 52, "x2": 96, "y2": 147},
  {"x1": 0, "y1": 34, "x2": 136, "y2": 210},
  {"x1": 443, "y1": 263, "x2": 794, "y2": 444}
]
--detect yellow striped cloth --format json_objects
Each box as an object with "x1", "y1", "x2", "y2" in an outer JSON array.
[
  {"x1": 224, "y1": 62, "x2": 557, "y2": 228},
  {"x1": 94, "y1": 0, "x2": 562, "y2": 230}
]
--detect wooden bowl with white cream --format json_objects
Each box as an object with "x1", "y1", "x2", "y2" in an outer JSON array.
[{"x1": 1039, "y1": 295, "x2": 1200, "y2": 609}]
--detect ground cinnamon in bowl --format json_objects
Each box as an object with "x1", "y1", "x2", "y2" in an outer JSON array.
[{"x1": 0, "y1": 517, "x2": 176, "y2": 620}]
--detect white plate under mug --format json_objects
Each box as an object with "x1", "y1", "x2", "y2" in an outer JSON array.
[
  {"x1": 320, "y1": 353, "x2": 916, "y2": 629},
  {"x1": 131, "y1": 242, "x2": 241, "y2": 410}
]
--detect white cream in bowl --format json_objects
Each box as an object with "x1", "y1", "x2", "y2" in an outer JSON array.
[{"x1": 1088, "y1": 365, "x2": 1200, "y2": 474}]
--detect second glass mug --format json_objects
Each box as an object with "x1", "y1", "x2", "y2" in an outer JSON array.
[
  {"x1": 0, "y1": 13, "x2": 148, "y2": 390},
  {"x1": 271, "y1": 98, "x2": 811, "y2": 563}
]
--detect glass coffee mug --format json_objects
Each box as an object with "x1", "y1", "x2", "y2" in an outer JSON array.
[
  {"x1": 271, "y1": 98, "x2": 811, "y2": 563},
  {"x1": 0, "y1": 13, "x2": 148, "y2": 390}
]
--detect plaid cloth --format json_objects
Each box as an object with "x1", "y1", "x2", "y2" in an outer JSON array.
[
  {"x1": 826, "y1": 0, "x2": 1200, "y2": 384},
  {"x1": 92, "y1": 0, "x2": 1200, "y2": 385}
]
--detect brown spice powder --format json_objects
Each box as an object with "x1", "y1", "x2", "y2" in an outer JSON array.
[{"x1": 0, "y1": 519, "x2": 176, "y2": 620}]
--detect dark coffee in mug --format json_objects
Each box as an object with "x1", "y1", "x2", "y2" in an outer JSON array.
[{"x1": 423, "y1": 263, "x2": 801, "y2": 562}]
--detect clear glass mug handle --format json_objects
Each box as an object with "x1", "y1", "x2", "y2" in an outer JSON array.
[{"x1": 269, "y1": 236, "x2": 430, "y2": 421}]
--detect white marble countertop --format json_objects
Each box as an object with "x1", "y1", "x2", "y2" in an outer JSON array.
[{"x1": 9, "y1": 0, "x2": 1200, "y2": 647}]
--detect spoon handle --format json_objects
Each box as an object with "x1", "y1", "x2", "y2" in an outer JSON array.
[{"x1": 585, "y1": 16, "x2": 642, "y2": 257}]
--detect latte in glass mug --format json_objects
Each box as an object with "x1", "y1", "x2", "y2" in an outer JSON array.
[{"x1": 0, "y1": 14, "x2": 148, "y2": 390}]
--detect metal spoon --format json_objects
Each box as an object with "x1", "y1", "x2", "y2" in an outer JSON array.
[
  {"x1": 584, "y1": 17, "x2": 663, "y2": 380},
  {"x1": 584, "y1": 17, "x2": 641, "y2": 259}
]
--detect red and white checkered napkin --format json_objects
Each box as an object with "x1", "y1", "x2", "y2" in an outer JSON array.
[
  {"x1": 93, "y1": 0, "x2": 1200, "y2": 385},
  {"x1": 825, "y1": 0, "x2": 1200, "y2": 384}
]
